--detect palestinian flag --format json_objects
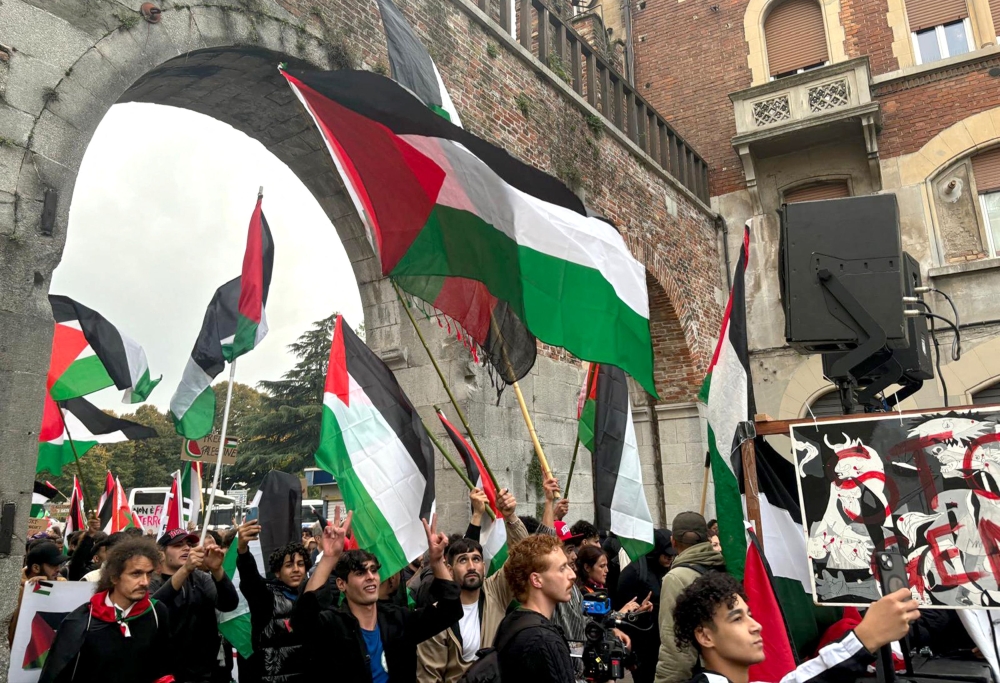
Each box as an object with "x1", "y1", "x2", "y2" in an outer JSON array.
[
  {"x1": 700, "y1": 221, "x2": 754, "y2": 579},
  {"x1": 577, "y1": 363, "x2": 599, "y2": 453},
  {"x1": 218, "y1": 541, "x2": 254, "y2": 658},
  {"x1": 31, "y1": 481, "x2": 59, "y2": 519},
  {"x1": 48, "y1": 295, "x2": 161, "y2": 404},
  {"x1": 437, "y1": 409, "x2": 507, "y2": 576},
  {"x1": 182, "y1": 461, "x2": 204, "y2": 528},
  {"x1": 37, "y1": 397, "x2": 157, "y2": 476},
  {"x1": 97, "y1": 470, "x2": 115, "y2": 532},
  {"x1": 315, "y1": 315, "x2": 435, "y2": 579},
  {"x1": 223, "y1": 194, "x2": 274, "y2": 362},
  {"x1": 744, "y1": 522, "x2": 797, "y2": 682},
  {"x1": 282, "y1": 68, "x2": 656, "y2": 396},
  {"x1": 23, "y1": 610, "x2": 69, "y2": 670},
  {"x1": 64, "y1": 477, "x2": 86, "y2": 552},
  {"x1": 155, "y1": 471, "x2": 183, "y2": 539},
  {"x1": 112, "y1": 477, "x2": 142, "y2": 532},
  {"x1": 590, "y1": 363, "x2": 654, "y2": 561},
  {"x1": 376, "y1": 0, "x2": 461, "y2": 125}
]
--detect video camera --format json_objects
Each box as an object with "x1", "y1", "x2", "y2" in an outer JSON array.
[{"x1": 579, "y1": 592, "x2": 636, "y2": 682}]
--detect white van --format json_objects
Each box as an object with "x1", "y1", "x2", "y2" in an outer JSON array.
[{"x1": 127, "y1": 487, "x2": 236, "y2": 532}]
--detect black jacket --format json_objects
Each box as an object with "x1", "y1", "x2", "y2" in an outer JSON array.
[
  {"x1": 39, "y1": 597, "x2": 171, "y2": 683},
  {"x1": 496, "y1": 607, "x2": 576, "y2": 683},
  {"x1": 291, "y1": 577, "x2": 462, "y2": 683},
  {"x1": 151, "y1": 569, "x2": 239, "y2": 683},
  {"x1": 236, "y1": 550, "x2": 308, "y2": 683}
]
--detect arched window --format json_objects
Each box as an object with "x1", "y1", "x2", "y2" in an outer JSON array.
[
  {"x1": 907, "y1": 0, "x2": 972, "y2": 64},
  {"x1": 973, "y1": 382, "x2": 1000, "y2": 406},
  {"x1": 764, "y1": 0, "x2": 829, "y2": 79},
  {"x1": 783, "y1": 180, "x2": 850, "y2": 204},
  {"x1": 973, "y1": 148, "x2": 1000, "y2": 256},
  {"x1": 807, "y1": 390, "x2": 845, "y2": 418}
]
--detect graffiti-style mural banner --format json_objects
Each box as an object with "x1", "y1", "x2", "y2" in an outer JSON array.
[{"x1": 792, "y1": 408, "x2": 1000, "y2": 608}]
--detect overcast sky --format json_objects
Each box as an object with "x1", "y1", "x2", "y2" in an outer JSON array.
[{"x1": 52, "y1": 102, "x2": 364, "y2": 414}]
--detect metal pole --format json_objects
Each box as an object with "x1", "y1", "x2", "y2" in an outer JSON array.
[
  {"x1": 565, "y1": 363, "x2": 598, "y2": 497},
  {"x1": 58, "y1": 402, "x2": 92, "y2": 514},
  {"x1": 201, "y1": 360, "x2": 237, "y2": 545}
]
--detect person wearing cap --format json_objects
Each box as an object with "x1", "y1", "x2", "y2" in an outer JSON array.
[
  {"x1": 8, "y1": 541, "x2": 69, "y2": 646},
  {"x1": 654, "y1": 512, "x2": 725, "y2": 683},
  {"x1": 82, "y1": 532, "x2": 126, "y2": 582},
  {"x1": 617, "y1": 529, "x2": 677, "y2": 683},
  {"x1": 151, "y1": 528, "x2": 238, "y2": 683},
  {"x1": 38, "y1": 538, "x2": 173, "y2": 683}
]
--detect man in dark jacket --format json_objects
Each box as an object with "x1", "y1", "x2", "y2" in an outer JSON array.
[
  {"x1": 496, "y1": 534, "x2": 578, "y2": 683},
  {"x1": 40, "y1": 538, "x2": 172, "y2": 683},
  {"x1": 618, "y1": 529, "x2": 676, "y2": 683},
  {"x1": 291, "y1": 509, "x2": 462, "y2": 683},
  {"x1": 235, "y1": 519, "x2": 310, "y2": 683},
  {"x1": 151, "y1": 528, "x2": 238, "y2": 683}
]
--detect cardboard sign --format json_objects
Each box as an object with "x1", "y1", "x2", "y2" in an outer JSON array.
[
  {"x1": 26, "y1": 518, "x2": 48, "y2": 537},
  {"x1": 181, "y1": 434, "x2": 238, "y2": 466},
  {"x1": 8, "y1": 580, "x2": 96, "y2": 682},
  {"x1": 133, "y1": 504, "x2": 164, "y2": 532}
]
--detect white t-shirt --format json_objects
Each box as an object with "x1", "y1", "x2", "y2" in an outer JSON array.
[{"x1": 459, "y1": 601, "x2": 481, "y2": 662}]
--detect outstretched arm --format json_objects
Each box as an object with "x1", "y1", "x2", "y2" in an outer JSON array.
[{"x1": 305, "y1": 508, "x2": 353, "y2": 593}]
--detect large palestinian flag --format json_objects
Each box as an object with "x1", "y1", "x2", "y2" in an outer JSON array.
[
  {"x1": 437, "y1": 408, "x2": 507, "y2": 576},
  {"x1": 48, "y1": 295, "x2": 160, "y2": 404},
  {"x1": 744, "y1": 522, "x2": 797, "y2": 682},
  {"x1": 37, "y1": 397, "x2": 157, "y2": 476},
  {"x1": 22, "y1": 610, "x2": 68, "y2": 669},
  {"x1": 97, "y1": 470, "x2": 116, "y2": 532},
  {"x1": 223, "y1": 194, "x2": 274, "y2": 362},
  {"x1": 282, "y1": 68, "x2": 656, "y2": 396},
  {"x1": 64, "y1": 477, "x2": 86, "y2": 552},
  {"x1": 315, "y1": 315, "x2": 435, "y2": 580},
  {"x1": 589, "y1": 363, "x2": 654, "y2": 561},
  {"x1": 701, "y1": 221, "x2": 754, "y2": 579},
  {"x1": 111, "y1": 476, "x2": 142, "y2": 533}
]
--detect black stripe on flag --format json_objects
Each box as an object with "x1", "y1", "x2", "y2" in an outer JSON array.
[
  {"x1": 62, "y1": 397, "x2": 158, "y2": 440},
  {"x1": 439, "y1": 411, "x2": 479, "y2": 484},
  {"x1": 744, "y1": 437, "x2": 804, "y2": 526},
  {"x1": 258, "y1": 470, "x2": 303, "y2": 566},
  {"x1": 727, "y1": 227, "x2": 756, "y2": 471},
  {"x1": 284, "y1": 68, "x2": 585, "y2": 216},
  {"x1": 259, "y1": 212, "x2": 275, "y2": 306},
  {"x1": 592, "y1": 364, "x2": 630, "y2": 532},
  {"x1": 49, "y1": 295, "x2": 131, "y2": 390},
  {"x1": 34, "y1": 481, "x2": 59, "y2": 500},
  {"x1": 340, "y1": 322, "x2": 436, "y2": 519},
  {"x1": 191, "y1": 278, "x2": 241, "y2": 376},
  {"x1": 376, "y1": 0, "x2": 443, "y2": 112}
]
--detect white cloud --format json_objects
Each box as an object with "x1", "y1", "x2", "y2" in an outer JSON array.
[{"x1": 52, "y1": 102, "x2": 364, "y2": 413}]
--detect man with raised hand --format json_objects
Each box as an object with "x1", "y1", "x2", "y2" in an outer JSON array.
[
  {"x1": 673, "y1": 572, "x2": 920, "y2": 683},
  {"x1": 416, "y1": 487, "x2": 527, "y2": 682},
  {"x1": 292, "y1": 509, "x2": 462, "y2": 683}
]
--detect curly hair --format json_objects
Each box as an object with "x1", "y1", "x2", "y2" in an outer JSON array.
[
  {"x1": 269, "y1": 542, "x2": 313, "y2": 575},
  {"x1": 673, "y1": 572, "x2": 748, "y2": 652},
  {"x1": 504, "y1": 535, "x2": 567, "y2": 601},
  {"x1": 97, "y1": 538, "x2": 161, "y2": 593},
  {"x1": 575, "y1": 544, "x2": 606, "y2": 586},
  {"x1": 334, "y1": 549, "x2": 381, "y2": 582},
  {"x1": 570, "y1": 520, "x2": 600, "y2": 541}
]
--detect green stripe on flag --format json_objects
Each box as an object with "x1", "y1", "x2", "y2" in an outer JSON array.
[
  {"x1": 172, "y1": 387, "x2": 216, "y2": 440},
  {"x1": 619, "y1": 535, "x2": 655, "y2": 563},
  {"x1": 578, "y1": 398, "x2": 595, "y2": 453},
  {"x1": 707, "y1": 421, "x2": 746, "y2": 579},
  {"x1": 218, "y1": 543, "x2": 254, "y2": 659},
  {"x1": 488, "y1": 543, "x2": 508, "y2": 577},
  {"x1": 393, "y1": 206, "x2": 654, "y2": 393},
  {"x1": 126, "y1": 368, "x2": 161, "y2": 404},
  {"x1": 315, "y1": 406, "x2": 409, "y2": 579},
  {"x1": 226, "y1": 314, "x2": 259, "y2": 363},
  {"x1": 37, "y1": 441, "x2": 97, "y2": 476},
  {"x1": 49, "y1": 355, "x2": 115, "y2": 401}
]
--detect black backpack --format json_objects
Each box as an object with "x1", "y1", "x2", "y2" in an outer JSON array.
[{"x1": 458, "y1": 611, "x2": 547, "y2": 683}]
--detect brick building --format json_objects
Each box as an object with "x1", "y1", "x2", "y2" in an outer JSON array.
[{"x1": 583, "y1": 0, "x2": 1000, "y2": 421}]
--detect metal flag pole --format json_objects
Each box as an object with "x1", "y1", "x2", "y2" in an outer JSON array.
[
  {"x1": 201, "y1": 357, "x2": 237, "y2": 544},
  {"x1": 392, "y1": 281, "x2": 502, "y2": 492},
  {"x1": 565, "y1": 363, "x2": 598, "y2": 497},
  {"x1": 58, "y1": 401, "x2": 92, "y2": 514}
]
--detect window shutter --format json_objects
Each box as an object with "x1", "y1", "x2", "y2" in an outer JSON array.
[
  {"x1": 906, "y1": 0, "x2": 969, "y2": 32},
  {"x1": 973, "y1": 148, "x2": 1000, "y2": 193},
  {"x1": 974, "y1": 383, "x2": 1000, "y2": 406},
  {"x1": 765, "y1": 0, "x2": 828, "y2": 76},
  {"x1": 992, "y1": 0, "x2": 1000, "y2": 36},
  {"x1": 784, "y1": 181, "x2": 851, "y2": 203},
  {"x1": 808, "y1": 391, "x2": 844, "y2": 417}
]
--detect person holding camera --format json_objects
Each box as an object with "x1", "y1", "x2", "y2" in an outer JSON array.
[
  {"x1": 290, "y1": 508, "x2": 462, "y2": 682},
  {"x1": 673, "y1": 572, "x2": 920, "y2": 683},
  {"x1": 495, "y1": 534, "x2": 578, "y2": 682}
]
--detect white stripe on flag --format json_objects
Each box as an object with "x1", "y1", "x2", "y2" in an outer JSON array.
[
  {"x1": 121, "y1": 333, "x2": 150, "y2": 388},
  {"x1": 326, "y1": 373, "x2": 430, "y2": 562},
  {"x1": 609, "y1": 400, "x2": 654, "y2": 548},
  {"x1": 170, "y1": 358, "x2": 213, "y2": 418},
  {"x1": 432, "y1": 62, "x2": 462, "y2": 127},
  {"x1": 755, "y1": 492, "x2": 812, "y2": 588},
  {"x1": 706, "y1": 325, "x2": 748, "y2": 474}
]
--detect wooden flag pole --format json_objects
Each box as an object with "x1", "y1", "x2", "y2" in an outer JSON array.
[
  {"x1": 740, "y1": 437, "x2": 762, "y2": 547},
  {"x1": 424, "y1": 428, "x2": 496, "y2": 521},
  {"x1": 565, "y1": 364, "x2": 598, "y2": 498},
  {"x1": 392, "y1": 281, "x2": 501, "y2": 492},
  {"x1": 201, "y1": 358, "x2": 237, "y2": 545},
  {"x1": 58, "y1": 402, "x2": 92, "y2": 515},
  {"x1": 699, "y1": 450, "x2": 711, "y2": 516}
]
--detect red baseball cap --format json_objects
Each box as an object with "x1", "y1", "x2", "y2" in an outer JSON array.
[
  {"x1": 157, "y1": 528, "x2": 200, "y2": 547},
  {"x1": 554, "y1": 521, "x2": 585, "y2": 545}
]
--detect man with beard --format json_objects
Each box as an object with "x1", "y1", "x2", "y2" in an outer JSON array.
[
  {"x1": 151, "y1": 528, "x2": 239, "y2": 683},
  {"x1": 416, "y1": 487, "x2": 525, "y2": 682},
  {"x1": 39, "y1": 538, "x2": 173, "y2": 683},
  {"x1": 292, "y1": 509, "x2": 462, "y2": 682},
  {"x1": 235, "y1": 520, "x2": 312, "y2": 682}
]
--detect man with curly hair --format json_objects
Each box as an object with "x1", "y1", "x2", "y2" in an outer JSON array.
[
  {"x1": 234, "y1": 519, "x2": 312, "y2": 682},
  {"x1": 495, "y1": 534, "x2": 578, "y2": 682},
  {"x1": 673, "y1": 572, "x2": 920, "y2": 683},
  {"x1": 39, "y1": 538, "x2": 173, "y2": 683}
]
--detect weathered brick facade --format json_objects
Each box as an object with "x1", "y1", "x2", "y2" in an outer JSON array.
[{"x1": 839, "y1": 0, "x2": 898, "y2": 75}]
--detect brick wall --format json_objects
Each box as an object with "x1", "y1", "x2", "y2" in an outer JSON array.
[
  {"x1": 839, "y1": 0, "x2": 898, "y2": 75},
  {"x1": 648, "y1": 272, "x2": 703, "y2": 402}
]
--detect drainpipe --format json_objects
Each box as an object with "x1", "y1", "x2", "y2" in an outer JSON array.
[
  {"x1": 647, "y1": 392, "x2": 667, "y2": 528},
  {"x1": 717, "y1": 214, "x2": 732, "y2": 291},
  {"x1": 622, "y1": 0, "x2": 635, "y2": 84}
]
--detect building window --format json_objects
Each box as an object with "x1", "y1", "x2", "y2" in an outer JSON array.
[
  {"x1": 973, "y1": 382, "x2": 1000, "y2": 405},
  {"x1": 907, "y1": 0, "x2": 972, "y2": 64},
  {"x1": 807, "y1": 390, "x2": 845, "y2": 418},
  {"x1": 764, "y1": 0, "x2": 829, "y2": 79},
  {"x1": 973, "y1": 148, "x2": 1000, "y2": 256},
  {"x1": 782, "y1": 180, "x2": 851, "y2": 204},
  {"x1": 992, "y1": 0, "x2": 1000, "y2": 42}
]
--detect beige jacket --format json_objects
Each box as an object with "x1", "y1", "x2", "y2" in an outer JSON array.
[
  {"x1": 653, "y1": 542, "x2": 725, "y2": 683},
  {"x1": 415, "y1": 515, "x2": 528, "y2": 683}
]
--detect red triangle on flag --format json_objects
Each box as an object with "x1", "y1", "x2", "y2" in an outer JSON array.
[
  {"x1": 326, "y1": 315, "x2": 350, "y2": 406},
  {"x1": 745, "y1": 529, "x2": 797, "y2": 682}
]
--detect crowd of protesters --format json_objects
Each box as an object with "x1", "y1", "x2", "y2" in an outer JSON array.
[{"x1": 12, "y1": 476, "x2": 954, "y2": 683}]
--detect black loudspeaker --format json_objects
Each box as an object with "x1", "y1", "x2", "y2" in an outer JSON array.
[
  {"x1": 779, "y1": 195, "x2": 908, "y2": 353},
  {"x1": 897, "y1": 252, "x2": 933, "y2": 381}
]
